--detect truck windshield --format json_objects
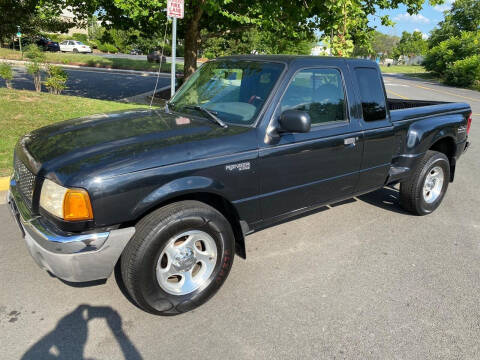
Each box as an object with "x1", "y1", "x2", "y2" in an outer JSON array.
[{"x1": 169, "y1": 60, "x2": 285, "y2": 126}]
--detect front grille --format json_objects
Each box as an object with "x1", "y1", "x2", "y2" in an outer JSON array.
[{"x1": 14, "y1": 155, "x2": 36, "y2": 203}]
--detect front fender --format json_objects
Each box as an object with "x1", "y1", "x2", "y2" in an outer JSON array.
[{"x1": 131, "y1": 176, "x2": 227, "y2": 219}]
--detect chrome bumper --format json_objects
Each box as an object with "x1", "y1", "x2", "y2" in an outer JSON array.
[{"x1": 7, "y1": 178, "x2": 135, "y2": 282}]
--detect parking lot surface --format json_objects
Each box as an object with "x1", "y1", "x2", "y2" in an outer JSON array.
[
  {"x1": 1, "y1": 66, "x2": 169, "y2": 101},
  {"x1": 0, "y1": 76, "x2": 479, "y2": 359}
]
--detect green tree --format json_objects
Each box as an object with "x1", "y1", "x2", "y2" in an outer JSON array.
[
  {"x1": 393, "y1": 31, "x2": 428, "y2": 60},
  {"x1": 354, "y1": 31, "x2": 400, "y2": 58},
  {"x1": 424, "y1": 32, "x2": 480, "y2": 75},
  {"x1": 63, "y1": 0, "x2": 440, "y2": 77},
  {"x1": 429, "y1": 0, "x2": 480, "y2": 47},
  {"x1": 0, "y1": 63, "x2": 14, "y2": 89},
  {"x1": 423, "y1": 0, "x2": 480, "y2": 88},
  {"x1": 25, "y1": 44, "x2": 46, "y2": 92},
  {"x1": 0, "y1": 0, "x2": 74, "y2": 43},
  {"x1": 201, "y1": 27, "x2": 315, "y2": 58},
  {"x1": 44, "y1": 65, "x2": 68, "y2": 94}
]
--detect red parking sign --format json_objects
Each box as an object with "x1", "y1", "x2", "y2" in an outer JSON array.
[{"x1": 167, "y1": 0, "x2": 184, "y2": 19}]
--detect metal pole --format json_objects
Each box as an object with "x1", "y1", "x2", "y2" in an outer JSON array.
[{"x1": 171, "y1": 17, "x2": 177, "y2": 98}]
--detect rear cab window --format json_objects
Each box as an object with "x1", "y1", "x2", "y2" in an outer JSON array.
[{"x1": 354, "y1": 67, "x2": 387, "y2": 122}]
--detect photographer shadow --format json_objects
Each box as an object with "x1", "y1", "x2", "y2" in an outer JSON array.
[{"x1": 21, "y1": 304, "x2": 142, "y2": 360}]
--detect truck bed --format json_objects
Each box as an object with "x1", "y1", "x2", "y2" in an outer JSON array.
[
  {"x1": 387, "y1": 98, "x2": 470, "y2": 123},
  {"x1": 387, "y1": 98, "x2": 446, "y2": 110}
]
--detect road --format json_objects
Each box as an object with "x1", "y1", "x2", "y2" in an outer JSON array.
[
  {"x1": 0, "y1": 75, "x2": 479, "y2": 359},
  {"x1": 1, "y1": 66, "x2": 170, "y2": 101},
  {"x1": 94, "y1": 52, "x2": 184, "y2": 64}
]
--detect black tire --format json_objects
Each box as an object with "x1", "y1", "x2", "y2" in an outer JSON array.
[
  {"x1": 73, "y1": 48, "x2": 78, "y2": 53},
  {"x1": 121, "y1": 200, "x2": 235, "y2": 315},
  {"x1": 400, "y1": 150, "x2": 450, "y2": 215}
]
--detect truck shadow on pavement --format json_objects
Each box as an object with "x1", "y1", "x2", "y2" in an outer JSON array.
[
  {"x1": 21, "y1": 304, "x2": 142, "y2": 360},
  {"x1": 356, "y1": 186, "x2": 409, "y2": 215}
]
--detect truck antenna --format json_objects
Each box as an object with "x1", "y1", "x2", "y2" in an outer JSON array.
[{"x1": 150, "y1": 20, "x2": 169, "y2": 109}]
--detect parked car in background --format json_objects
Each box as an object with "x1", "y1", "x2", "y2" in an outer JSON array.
[
  {"x1": 59, "y1": 40, "x2": 92, "y2": 53},
  {"x1": 147, "y1": 50, "x2": 167, "y2": 63},
  {"x1": 130, "y1": 48, "x2": 143, "y2": 55},
  {"x1": 36, "y1": 37, "x2": 60, "y2": 52}
]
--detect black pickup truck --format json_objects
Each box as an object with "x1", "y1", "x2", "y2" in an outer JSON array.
[{"x1": 8, "y1": 56, "x2": 472, "y2": 315}]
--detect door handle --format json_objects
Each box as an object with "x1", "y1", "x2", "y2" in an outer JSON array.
[{"x1": 344, "y1": 137, "x2": 357, "y2": 146}]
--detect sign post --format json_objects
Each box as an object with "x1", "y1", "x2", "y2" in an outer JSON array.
[
  {"x1": 16, "y1": 26, "x2": 22, "y2": 56},
  {"x1": 167, "y1": 0, "x2": 184, "y2": 98}
]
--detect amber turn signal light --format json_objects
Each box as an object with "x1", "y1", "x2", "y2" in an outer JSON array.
[{"x1": 63, "y1": 189, "x2": 93, "y2": 221}]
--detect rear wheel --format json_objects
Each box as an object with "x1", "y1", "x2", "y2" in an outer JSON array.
[
  {"x1": 121, "y1": 200, "x2": 235, "y2": 315},
  {"x1": 73, "y1": 48, "x2": 78, "y2": 53},
  {"x1": 400, "y1": 150, "x2": 450, "y2": 215}
]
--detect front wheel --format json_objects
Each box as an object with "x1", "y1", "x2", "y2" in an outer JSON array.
[
  {"x1": 121, "y1": 200, "x2": 235, "y2": 315},
  {"x1": 400, "y1": 150, "x2": 450, "y2": 215}
]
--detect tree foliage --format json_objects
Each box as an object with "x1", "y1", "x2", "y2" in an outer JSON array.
[
  {"x1": 353, "y1": 31, "x2": 400, "y2": 58},
  {"x1": 44, "y1": 64, "x2": 68, "y2": 94},
  {"x1": 0, "y1": 0, "x2": 74, "y2": 43},
  {"x1": 429, "y1": 0, "x2": 480, "y2": 47},
  {"x1": 25, "y1": 44, "x2": 46, "y2": 92},
  {"x1": 424, "y1": 0, "x2": 480, "y2": 88},
  {"x1": 0, "y1": 63, "x2": 13, "y2": 89},
  {"x1": 60, "y1": 0, "x2": 438, "y2": 77},
  {"x1": 201, "y1": 27, "x2": 315, "y2": 58},
  {"x1": 392, "y1": 31, "x2": 428, "y2": 59}
]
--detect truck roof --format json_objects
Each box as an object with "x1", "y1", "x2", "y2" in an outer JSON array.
[{"x1": 215, "y1": 54, "x2": 377, "y2": 66}]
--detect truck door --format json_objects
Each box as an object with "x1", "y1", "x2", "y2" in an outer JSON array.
[
  {"x1": 351, "y1": 66, "x2": 395, "y2": 193},
  {"x1": 258, "y1": 66, "x2": 363, "y2": 220}
]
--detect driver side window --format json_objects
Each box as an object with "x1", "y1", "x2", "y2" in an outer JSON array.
[{"x1": 280, "y1": 68, "x2": 347, "y2": 125}]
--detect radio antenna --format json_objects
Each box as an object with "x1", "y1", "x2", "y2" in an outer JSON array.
[{"x1": 150, "y1": 20, "x2": 169, "y2": 109}]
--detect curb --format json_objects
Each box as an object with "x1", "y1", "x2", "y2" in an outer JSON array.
[
  {"x1": 0, "y1": 58, "x2": 172, "y2": 77},
  {"x1": 121, "y1": 85, "x2": 171, "y2": 104},
  {"x1": 0, "y1": 176, "x2": 10, "y2": 191}
]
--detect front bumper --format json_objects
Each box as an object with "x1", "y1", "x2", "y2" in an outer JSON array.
[{"x1": 7, "y1": 178, "x2": 135, "y2": 283}]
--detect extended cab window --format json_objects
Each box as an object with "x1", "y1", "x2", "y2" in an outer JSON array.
[
  {"x1": 280, "y1": 68, "x2": 347, "y2": 125},
  {"x1": 354, "y1": 67, "x2": 387, "y2": 121}
]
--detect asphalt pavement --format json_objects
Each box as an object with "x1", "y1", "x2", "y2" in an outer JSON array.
[
  {"x1": 0, "y1": 66, "x2": 170, "y2": 101},
  {"x1": 94, "y1": 53, "x2": 184, "y2": 64},
  {"x1": 0, "y1": 76, "x2": 479, "y2": 359}
]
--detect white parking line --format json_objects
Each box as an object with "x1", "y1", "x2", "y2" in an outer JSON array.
[{"x1": 384, "y1": 83, "x2": 410, "y2": 87}]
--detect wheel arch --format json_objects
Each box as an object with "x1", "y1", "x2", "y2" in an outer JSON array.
[
  {"x1": 127, "y1": 178, "x2": 247, "y2": 259},
  {"x1": 429, "y1": 135, "x2": 456, "y2": 181}
]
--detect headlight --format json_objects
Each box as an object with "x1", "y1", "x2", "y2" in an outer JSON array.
[{"x1": 39, "y1": 179, "x2": 93, "y2": 221}]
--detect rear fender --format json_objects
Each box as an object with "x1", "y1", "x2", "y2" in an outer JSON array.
[{"x1": 405, "y1": 116, "x2": 459, "y2": 155}]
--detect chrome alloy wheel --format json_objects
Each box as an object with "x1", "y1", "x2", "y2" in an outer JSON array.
[
  {"x1": 423, "y1": 166, "x2": 444, "y2": 204},
  {"x1": 156, "y1": 230, "x2": 218, "y2": 295}
]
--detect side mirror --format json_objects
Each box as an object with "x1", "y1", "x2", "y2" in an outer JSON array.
[{"x1": 278, "y1": 110, "x2": 311, "y2": 133}]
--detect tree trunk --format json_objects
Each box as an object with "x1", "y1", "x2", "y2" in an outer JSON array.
[{"x1": 183, "y1": 4, "x2": 203, "y2": 79}]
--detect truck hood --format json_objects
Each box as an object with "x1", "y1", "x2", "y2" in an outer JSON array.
[{"x1": 20, "y1": 109, "x2": 253, "y2": 185}]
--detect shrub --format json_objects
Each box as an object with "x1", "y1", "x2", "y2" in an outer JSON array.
[
  {"x1": 24, "y1": 44, "x2": 46, "y2": 92},
  {"x1": 444, "y1": 55, "x2": 480, "y2": 88},
  {"x1": 97, "y1": 42, "x2": 118, "y2": 53},
  {"x1": 424, "y1": 32, "x2": 480, "y2": 75},
  {"x1": 72, "y1": 33, "x2": 88, "y2": 43},
  {"x1": 105, "y1": 43, "x2": 118, "y2": 53},
  {"x1": 44, "y1": 65, "x2": 68, "y2": 95},
  {"x1": 0, "y1": 63, "x2": 13, "y2": 89}
]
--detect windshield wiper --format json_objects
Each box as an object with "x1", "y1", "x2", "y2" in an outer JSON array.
[{"x1": 184, "y1": 105, "x2": 228, "y2": 128}]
